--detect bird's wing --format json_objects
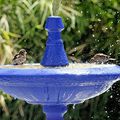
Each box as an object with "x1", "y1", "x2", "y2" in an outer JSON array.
[{"x1": 12, "y1": 54, "x2": 20, "y2": 60}]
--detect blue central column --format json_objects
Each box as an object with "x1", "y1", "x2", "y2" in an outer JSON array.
[
  {"x1": 41, "y1": 16, "x2": 69, "y2": 120},
  {"x1": 40, "y1": 16, "x2": 69, "y2": 66},
  {"x1": 43, "y1": 105, "x2": 67, "y2": 120}
]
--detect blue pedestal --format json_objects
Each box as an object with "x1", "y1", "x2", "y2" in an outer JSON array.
[
  {"x1": 41, "y1": 16, "x2": 69, "y2": 66},
  {"x1": 43, "y1": 105, "x2": 67, "y2": 120}
]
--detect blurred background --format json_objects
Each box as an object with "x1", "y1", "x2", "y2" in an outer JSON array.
[{"x1": 0, "y1": 0, "x2": 120, "y2": 119}]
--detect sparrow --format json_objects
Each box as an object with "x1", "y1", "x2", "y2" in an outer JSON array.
[
  {"x1": 12, "y1": 49, "x2": 27, "y2": 65},
  {"x1": 89, "y1": 53, "x2": 116, "y2": 64}
]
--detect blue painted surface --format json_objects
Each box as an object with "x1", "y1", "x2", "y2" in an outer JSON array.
[
  {"x1": 43, "y1": 105, "x2": 67, "y2": 120},
  {"x1": 0, "y1": 16, "x2": 120, "y2": 120},
  {"x1": 0, "y1": 65, "x2": 120, "y2": 105},
  {"x1": 0, "y1": 65, "x2": 120, "y2": 120},
  {"x1": 41, "y1": 16, "x2": 69, "y2": 66}
]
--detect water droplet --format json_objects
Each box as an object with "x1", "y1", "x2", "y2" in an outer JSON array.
[
  {"x1": 91, "y1": 116, "x2": 93, "y2": 118},
  {"x1": 73, "y1": 104, "x2": 75, "y2": 109},
  {"x1": 117, "y1": 93, "x2": 119, "y2": 96},
  {"x1": 110, "y1": 110, "x2": 113, "y2": 112},
  {"x1": 105, "y1": 111, "x2": 108, "y2": 113},
  {"x1": 110, "y1": 95, "x2": 113, "y2": 98},
  {"x1": 92, "y1": 34, "x2": 95, "y2": 37},
  {"x1": 109, "y1": 52, "x2": 112, "y2": 55}
]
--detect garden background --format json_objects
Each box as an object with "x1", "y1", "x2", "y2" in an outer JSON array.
[{"x1": 0, "y1": 0, "x2": 120, "y2": 120}]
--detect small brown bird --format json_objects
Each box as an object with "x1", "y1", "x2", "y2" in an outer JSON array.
[
  {"x1": 89, "y1": 53, "x2": 116, "y2": 64},
  {"x1": 12, "y1": 49, "x2": 27, "y2": 65}
]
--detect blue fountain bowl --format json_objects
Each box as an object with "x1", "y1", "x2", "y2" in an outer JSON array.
[{"x1": 0, "y1": 63, "x2": 120, "y2": 105}]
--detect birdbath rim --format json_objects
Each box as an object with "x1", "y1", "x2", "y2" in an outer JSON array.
[{"x1": 0, "y1": 63, "x2": 120, "y2": 77}]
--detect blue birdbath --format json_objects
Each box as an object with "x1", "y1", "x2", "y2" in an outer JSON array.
[{"x1": 0, "y1": 16, "x2": 120, "y2": 120}]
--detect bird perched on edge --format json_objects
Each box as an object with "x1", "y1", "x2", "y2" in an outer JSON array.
[
  {"x1": 12, "y1": 49, "x2": 27, "y2": 65},
  {"x1": 89, "y1": 53, "x2": 116, "y2": 64}
]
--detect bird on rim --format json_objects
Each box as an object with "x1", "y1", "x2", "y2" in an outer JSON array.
[
  {"x1": 12, "y1": 49, "x2": 27, "y2": 65},
  {"x1": 89, "y1": 53, "x2": 116, "y2": 64}
]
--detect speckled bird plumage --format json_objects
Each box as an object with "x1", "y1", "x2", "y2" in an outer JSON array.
[
  {"x1": 12, "y1": 49, "x2": 27, "y2": 65},
  {"x1": 89, "y1": 53, "x2": 116, "y2": 64}
]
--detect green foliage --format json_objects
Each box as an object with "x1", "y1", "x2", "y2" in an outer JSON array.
[
  {"x1": 61, "y1": 0, "x2": 120, "y2": 62},
  {"x1": 64, "y1": 93, "x2": 109, "y2": 120},
  {"x1": 52, "y1": 0, "x2": 62, "y2": 15},
  {"x1": 0, "y1": 0, "x2": 120, "y2": 120},
  {"x1": 0, "y1": 91, "x2": 45, "y2": 120}
]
